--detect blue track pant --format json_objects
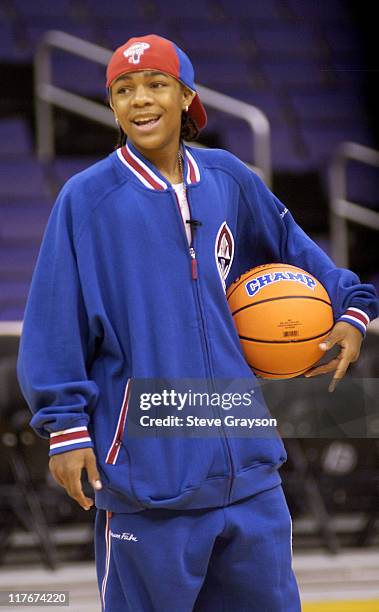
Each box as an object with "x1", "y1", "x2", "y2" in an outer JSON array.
[{"x1": 95, "y1": 484, "x2": 301, "y2": 611}]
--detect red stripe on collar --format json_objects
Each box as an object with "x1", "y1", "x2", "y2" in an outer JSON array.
[
  {"x1": 120, "y1": 146, "x2": 167, "y2": 190},
  {"x1": 118, "y1": 144, "x2": 200, "y2": 189}
]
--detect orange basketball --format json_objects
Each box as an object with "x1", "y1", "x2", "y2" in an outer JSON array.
[{"x1": 226, "y1": 263, "x2": 334, "y2": 379}]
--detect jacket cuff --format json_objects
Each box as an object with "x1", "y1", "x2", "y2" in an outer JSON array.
[
  {"x1": 49, "y1": 426, "x2": 93, "y2": 456},
  {"x1": 336, "y1": 307, "x2": 370, "y2": 337}
]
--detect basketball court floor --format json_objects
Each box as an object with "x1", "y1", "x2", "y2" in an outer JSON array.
[{"x1": 0, "y1": 548, "x2": 378, "y2": 611}]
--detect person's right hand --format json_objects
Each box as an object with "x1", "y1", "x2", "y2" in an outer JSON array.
[{"x1": 49, "y1": 448, "x2": 102, "y2": 511}]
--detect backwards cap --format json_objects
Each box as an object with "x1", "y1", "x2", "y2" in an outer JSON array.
[{"x1": 106, "y1": 34, "x2": 207, "y2": 131}]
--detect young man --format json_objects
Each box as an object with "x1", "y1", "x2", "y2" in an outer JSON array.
[{"x1": 17, "y1": 35, "x2": 377, "y2": 611}]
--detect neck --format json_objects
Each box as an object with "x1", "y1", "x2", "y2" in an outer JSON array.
[{"x1": 130, "y1": 139, "x2": 183, "y2": 184}]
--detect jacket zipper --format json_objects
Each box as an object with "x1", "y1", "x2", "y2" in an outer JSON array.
[
  {"x1": 105, "y1": 379, "x2": 131, "y2": 465},
  {"x1": 178, "y1": 185, "x2": 235, "y2": 503},
  {"x1": 191, "y1": 260, "x2": 236, "y2": 504},
  {"x1": 189, "y1": 246, "x2": 198, "y2": 280}
]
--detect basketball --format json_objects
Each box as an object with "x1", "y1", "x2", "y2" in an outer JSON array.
[{"x1": 226, "y1": 263, "x2": 334, "y2": 378}]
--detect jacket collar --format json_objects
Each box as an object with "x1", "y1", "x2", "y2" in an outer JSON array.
[{"x1": 116, "y1": 139, "x2": 201, "y2": 191}]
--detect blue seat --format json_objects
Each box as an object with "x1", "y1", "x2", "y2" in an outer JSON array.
[
  {"x1": 0, "y1": 200, "x2": 51, "y2": 243},
  {"x1": 302, "y1": 125, "x2": 375, "y2": 166},
  {"x1": 12, "y1": 0, "x2": 74, "y2": 17},
  {"x1": 175, "y1": 21, "x2": 243, "y2": 58},
  {"x1": 52, "y1": 55, "x2": 105, "y2": 97},
  {"x1": 290, "y1": 91, "x2": 365, "y2": 122},
  {"x1": 0, "y1": 304, "x2": 26, "y2": 321},
  {"x1": 220, "y1": 118, "x2": 311, "y2": 171},
  {"x1": 230, "y1": 90, "x2": 287, "y2": 125},
  {"x1": 0, "y1": 159, "x2": 50, "y2": 199},
  {"x1": 260, "y1": 59, "x2": 330, "y2": 89},
  {"x1": 0, "y1": 246, "x2": 39, "y2": 281},
  {"x1": 285, "y1": 0, "x2": 350, "y2": 21},
  {"x1": 53, "y1": 156, "x2": 102, "y2": 187},
  {"x1": 0, "y1": 280, "x2": 32, "y2": 321},
  {"x1": 152, "y1": 0, "x2": 216, "y2": 19},
  {"x1": 330, "y1": 57, "x2": 366, "y2": 88},
  {"x1": 346, "y1": 161, "x2": 379, "y2": 209},
  {"x1": 249, "y1": 24, "x2": 325, "y2": 59},
  {"x1": 0, "y1": 20, "x2": 31, "y2": 61},
  {"x1": 104, "y1": 21, "x2": 169, "y2": 49},
  {"x1": 270, "y1": 125, "x2": 312, "y2": 171},
  {"x1": 195, "y1": 57, "x2": 252, "y2": 90},
  {"x1": 217, "y1": 0, "x2": 282, "y2": 19},
  {"x1": 0, "y1": 119, "x2": 33, "y2": 156},
  {"x1": 26, "y1": 21, "x2": 99, "y2": 54},
  {"x1": 81, "y1": 0, "x2": 148, "y2": 18},
  {"x1": 0, "y1": 21, "x2": 16, "y2": 60},
  {"x1": 323, "y1": 24, "x2": 361, "y2": 53}
]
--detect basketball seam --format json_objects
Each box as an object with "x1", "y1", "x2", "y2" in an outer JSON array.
[
  {"x1": 231, "y1": 294, "x2": 332, "y2": 317},
  {"x1": 247, "y1": 363, "x2": 315, "y2": 376}
]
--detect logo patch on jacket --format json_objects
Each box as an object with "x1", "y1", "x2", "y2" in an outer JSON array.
[{"x1": 215, "y1": 222, "x2": 235, "y2": 291}]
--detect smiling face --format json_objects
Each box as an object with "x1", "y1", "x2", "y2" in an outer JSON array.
[{"x1": 109, "y1": 70, "x2": 195, "y2": 156}]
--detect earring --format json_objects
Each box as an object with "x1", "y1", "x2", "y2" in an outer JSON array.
[
  {"x1": 115, "y1": 117, "x2": 120, "y2": 126},
  {"x1": 185, "y1": 105, "x2": 189, "y2": 112}
]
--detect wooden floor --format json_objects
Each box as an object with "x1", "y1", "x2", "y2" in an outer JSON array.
[{"x1": 0, "y1": 548, "x2": 378, "y2": 611}]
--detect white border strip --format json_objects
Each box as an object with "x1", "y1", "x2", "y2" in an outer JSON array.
[
  {"x1": 186, "y1": 149, "x2": 200, "y2": 183},
  {"x1": 101, "y1": 511, "x2": 111, "y2": 611},
  {"x1": 339, "y1": 314, "x2": 367, "y2": 334},
  {"x1": 51, "y1": 426, "x2": 88, "y2": 437},
  {"x1": 50, "y1": 437, "x2": 92, "y2": 450},
  {"x1": 347, "y1": 307, "x2": 370, "y2": 324},
  {"x1": 105, "y1": 379, "x2": 130, "y2": 464}
]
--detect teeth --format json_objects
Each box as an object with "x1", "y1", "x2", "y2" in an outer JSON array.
[{"x1": 135, "y1": 117, "x2": 158, "y2": 125}]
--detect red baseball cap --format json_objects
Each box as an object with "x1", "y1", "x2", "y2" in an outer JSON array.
[{"x1": 106, "y1": 34, "x2": 207, "y2": 131}]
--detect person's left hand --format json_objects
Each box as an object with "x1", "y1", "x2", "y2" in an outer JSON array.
[{"x1": 304, "y1": 321, "x2": 363, "y2": 392}]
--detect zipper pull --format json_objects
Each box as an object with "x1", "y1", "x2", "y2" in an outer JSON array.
[{"x1": 189, "y1": 247, "x2": 198, "y2": 280}]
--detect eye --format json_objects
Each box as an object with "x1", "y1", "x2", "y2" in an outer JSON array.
[
  {"x1": 116, "y1": 86, "x2": 131, "y2": 95},
  {"x1": 151, "y1": 81, "x2": 166, "y2": 89}
]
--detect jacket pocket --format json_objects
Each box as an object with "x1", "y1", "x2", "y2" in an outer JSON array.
[{"x1": 105, "y1": 379, "x2": 131, "y2": 465}]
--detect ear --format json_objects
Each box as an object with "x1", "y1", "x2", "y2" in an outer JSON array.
[
  {"x1": 108, "y1": 90, "x2": 114, "y2": 112},
  {"x1": 182, "y1": 86, "x2": 196, "y2": 110}
]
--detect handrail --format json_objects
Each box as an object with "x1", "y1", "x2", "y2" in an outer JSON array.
[
  {"x1": 34, "y1": 30, "x2": 272, "y2": 186},
  {"x1": 329, "y1": 142, "x2": 379, "y2": 267}
]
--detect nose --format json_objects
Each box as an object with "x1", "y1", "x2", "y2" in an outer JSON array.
[{"x1": 131, "y1": 84, "x2": 153, "y2": 107}]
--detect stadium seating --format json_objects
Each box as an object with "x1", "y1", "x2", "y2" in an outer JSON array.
[
  {"x1": 0, "y1": 118, "x2": 33, "y2": 156},
  {"x1": 0, "y1": 0, "x2": 377, "y2": 319}
]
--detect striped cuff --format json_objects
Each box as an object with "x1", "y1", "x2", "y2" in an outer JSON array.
[
  {"x1": 337, "y1": 307, "x2": 370, "y2": 336},
  {"x1": 49, "y1": 426, "x2": 93, "y2": 456}
]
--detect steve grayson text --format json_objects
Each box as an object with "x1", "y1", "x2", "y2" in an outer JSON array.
[{"x1": 139, "y1": 416, "x2": 277, "y2": 428}]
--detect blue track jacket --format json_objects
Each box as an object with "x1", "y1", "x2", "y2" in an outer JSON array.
[{"x1": 17, "y1": 142, "x2": 378, "y2": 513}]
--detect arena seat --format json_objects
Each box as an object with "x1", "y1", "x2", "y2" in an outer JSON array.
[
  {"x1": 249, "y1": 24, "x2": 326, "y2": 59},
  {"x1": 52, "y1": 156, "x2": 102, "y2": 185},
  {"x1": 0, "y1": 119, "x2": 33, "y2": 156},
  {"x1": 12, "y1": 0, "x2": 74, "y2": 17},
  {"x1": 216, "y1": 0, "x2": 283, "y2": 19},
  {"x1": 0, "y1": 159, "x2": 50, "y2": 199}
]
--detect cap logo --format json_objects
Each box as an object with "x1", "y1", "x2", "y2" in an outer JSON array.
[{"x1": 123, "y1": 42, "x2": 150, "y2": 64}]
